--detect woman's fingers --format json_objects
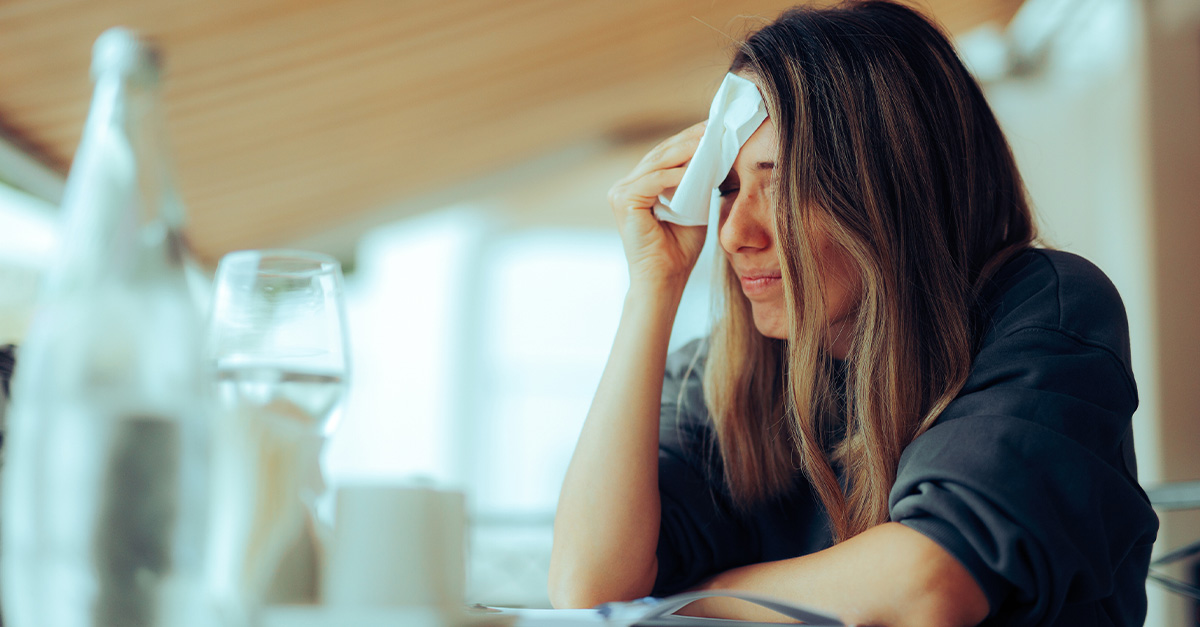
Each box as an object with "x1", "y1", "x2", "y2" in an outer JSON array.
[
  {"x1": 625, "y1": 122, "x2": 706, "y2": 181},
  {"x1": 606, "y1": 124, "x2": 708, "y2": 289},
  {"x1": 608, "y1": 166, "x2": 687, "y2": 214}
]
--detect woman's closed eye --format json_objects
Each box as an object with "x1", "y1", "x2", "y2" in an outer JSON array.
[{"x1": 718, "y1": 170, "x2": 741, "y2": 198}]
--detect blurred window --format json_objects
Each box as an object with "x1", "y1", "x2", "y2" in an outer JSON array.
[{"x1": 329, "y1": 206, "x2": 714, "y2": 606}]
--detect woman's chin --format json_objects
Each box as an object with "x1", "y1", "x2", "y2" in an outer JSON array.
[{"x1": 751, "y1": 312, "x2": 788, "y2": 340}]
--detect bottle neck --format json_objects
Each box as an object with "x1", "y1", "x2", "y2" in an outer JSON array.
[
  {"x1": 126, "y1": 74, "x2": 187, "y2": 236},
  {"x1": 51, "y1": 66, "x2": 188, "y2": 293}
]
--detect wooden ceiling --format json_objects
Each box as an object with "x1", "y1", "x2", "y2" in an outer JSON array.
[{"x1": 0, "y1": 0, "x2": 1022, "y2": 264}]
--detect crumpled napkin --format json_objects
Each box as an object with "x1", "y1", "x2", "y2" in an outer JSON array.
[{"x1": 652, "y1": 73, "x2": 768, "y2": 226}]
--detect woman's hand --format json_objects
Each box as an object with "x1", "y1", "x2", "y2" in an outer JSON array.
[{"x1": 608, "y1": 122, "x2": 709, "y2": 290}]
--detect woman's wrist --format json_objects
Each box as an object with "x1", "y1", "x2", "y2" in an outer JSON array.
[
  {"x1": 614, "y1": 281, "x2": 686, "y2": 356},
  {"x1": 627, "y1": 275, "x2": 688, "y2": 304},
  {"x1": 625, "y1": 283, "x2": 687, "y2": 326}
]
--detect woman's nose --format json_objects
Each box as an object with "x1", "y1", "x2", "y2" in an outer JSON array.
[{"x1": 719, "y1": 191, "x2": 772, "y2": 255}]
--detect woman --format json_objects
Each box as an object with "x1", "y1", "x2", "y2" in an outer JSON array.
[{"x1": 548, "y1": 2, "x2": 1158, "y2": 626}]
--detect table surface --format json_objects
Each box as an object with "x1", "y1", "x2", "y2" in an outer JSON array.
[{"x1": 261, "y1": 605, "x2": 846, "y2": 626}]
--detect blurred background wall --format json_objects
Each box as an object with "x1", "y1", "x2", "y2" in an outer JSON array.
[{"x1": 1, "y1": 0, "x2": 1197, "y2": 623}]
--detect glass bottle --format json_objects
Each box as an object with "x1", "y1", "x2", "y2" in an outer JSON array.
[{"x1": 0, "y1": 27, "x2": 212, "y2": 627}]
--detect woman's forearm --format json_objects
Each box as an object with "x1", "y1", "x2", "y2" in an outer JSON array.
[
  {"x1": 548, "y1": 282, "x2": 685, "y2": 608},
  {"x1": 685, "y1": 522, "x2": 989, "y2": 627}
]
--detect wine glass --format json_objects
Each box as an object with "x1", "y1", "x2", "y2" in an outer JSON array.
[
  {"x1": 204, "y1": 249, "x2": 351, "y2": 616},
  {"x1": 208, "y1": 250, "x2": 350, "y2": 434}
]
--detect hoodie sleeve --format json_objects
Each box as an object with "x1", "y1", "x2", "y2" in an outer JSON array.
[{"x1": 889, "y1": 253, "x2": 1159, "y2": 625}]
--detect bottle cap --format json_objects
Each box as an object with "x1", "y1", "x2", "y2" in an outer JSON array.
[{"x1": 91, "y1": 27, "x2": 161, "y2": 85}]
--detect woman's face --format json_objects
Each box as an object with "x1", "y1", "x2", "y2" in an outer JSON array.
[{"x1": 717, "y1": 116, "x2": 861, "y2": 358}]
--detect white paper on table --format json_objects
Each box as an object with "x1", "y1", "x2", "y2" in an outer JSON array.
[
  {"x1": 491, "y1": 607, "x2": 607, "y2": 625},
  {"x1": 260, "y1": 606, "x2": 513, "y2": 627},
  {"x1": 652, "y1": 73, "x2": 768, "y2": 227}
]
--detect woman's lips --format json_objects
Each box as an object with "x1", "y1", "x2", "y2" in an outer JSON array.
[{"x1": 739, "y1": 273, "x2": 782, "y2": 297}]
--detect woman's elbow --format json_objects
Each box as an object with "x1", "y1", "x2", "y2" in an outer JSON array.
[
  {"x1": 546, "y1": 556, "x2": 658, "y2": 609},
  {"x1": 547, "y1": 574, "x2": 619, "y2": 610},
  {"x1": 547, "y1": 582, "x2": 604, "y2": 610}
]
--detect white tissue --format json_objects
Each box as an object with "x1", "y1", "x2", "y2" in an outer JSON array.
[{"x1": 652, "y1": 73, "x2": 768, "y2": 226}]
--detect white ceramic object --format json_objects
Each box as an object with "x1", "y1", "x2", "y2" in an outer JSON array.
[{"x1": 324, "y1": 483, "x2": 467, "y2": 611}]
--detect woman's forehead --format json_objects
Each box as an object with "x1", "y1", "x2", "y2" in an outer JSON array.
[{"x1": 734, "y1": 117, "x2": 778, "y2": 170}]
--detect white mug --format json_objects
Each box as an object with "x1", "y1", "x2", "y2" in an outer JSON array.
[{"x1": 323, "y1": 483, "x2": 466, "y2": 611}]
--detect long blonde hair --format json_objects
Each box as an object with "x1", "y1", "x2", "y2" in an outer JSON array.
[{"x1": 702, "y1": 0, "x2": 1037, "y2": 542}]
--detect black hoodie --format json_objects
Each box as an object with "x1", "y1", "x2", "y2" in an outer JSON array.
[{"x1": 651, "y1": 249, "x2": 1158, "y2": 626}]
